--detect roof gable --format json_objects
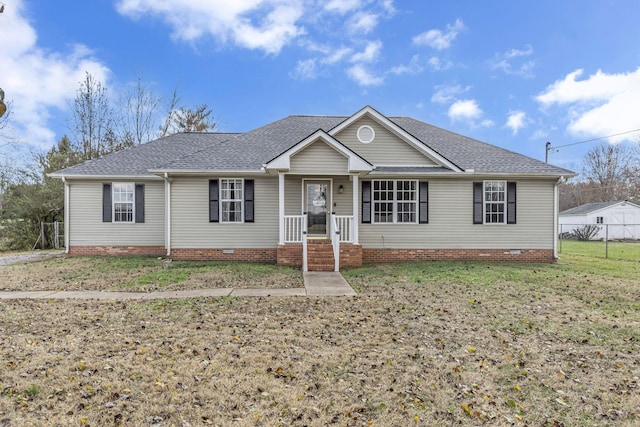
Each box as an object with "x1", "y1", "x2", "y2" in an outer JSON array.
[
  {"x1": 265, "y1": 129, "x2": 372, "y2": 173},
  {"x1": 333, "y1": 116, "x2": 439, "y2": 167},
  {"x1": 329, "y1": 105, "x2": 463, "y2": 172}
]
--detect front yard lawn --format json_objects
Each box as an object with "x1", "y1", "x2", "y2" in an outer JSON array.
[{"x1": 0, "y1": 253, "x2": 638, "y2": 426}]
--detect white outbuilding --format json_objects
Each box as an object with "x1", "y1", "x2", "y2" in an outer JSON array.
[{"x1": 559, "y1": 201, "x2": 640, "y2": 240}]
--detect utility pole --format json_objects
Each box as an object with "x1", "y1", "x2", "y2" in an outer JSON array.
[{"x1": 545, "y1": 141, "x2": 551, "y2": 163}]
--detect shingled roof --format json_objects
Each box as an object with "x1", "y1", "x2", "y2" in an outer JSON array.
[
  {"x1": 51, "y1": 111, "x2": 574, "y2": 178},
  {"x1": 560, "y1": 201, "x2": 635, "y2": 216}
]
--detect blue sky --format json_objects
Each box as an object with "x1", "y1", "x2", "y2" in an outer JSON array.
[{"x1": 2, "y1": 0, "x2": 640, "y2": 172}]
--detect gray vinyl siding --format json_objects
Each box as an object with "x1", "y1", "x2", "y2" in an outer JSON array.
[
  {"x1": 171, "y1": 176, "x2": 278, "y2": 249},
  {"x1": 68, "y1": 180, "x2": 165, "y2": 246},
  {"x1": 359, "y1": 178, "x2": 556, "y2": 249},
  {"x1": 289, "y1": 141, "x2": 349, "y2": 174},
  {"x1": 334, "y1": 117, "x2": 438, "y2": 166}
]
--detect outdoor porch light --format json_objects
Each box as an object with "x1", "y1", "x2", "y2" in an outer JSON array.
[{"x1": 338, "y1": 184, "x2": 344, "y2": 193}]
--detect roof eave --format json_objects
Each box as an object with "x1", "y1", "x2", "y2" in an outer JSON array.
[{"x1": 48, "y1": 173, "x2": 162, "y2": 180}]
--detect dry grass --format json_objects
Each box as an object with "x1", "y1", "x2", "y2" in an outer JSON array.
[
  {"x1": 0, "y1": 257, "x2": 303, "y2": 291},
  {"x1": 0, "y1": 254, "x2": 639, "y2": 426}
]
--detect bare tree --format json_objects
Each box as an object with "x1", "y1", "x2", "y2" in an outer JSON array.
[
  {"x1": 581, "y1": 142, "x2": 633, "y2": 202},
  {"x1": 70, "y1": 72, "x2": 115, "y2": 159},
  {"x1": 171, "y1": 104, "x2": 217, "y2": 133},
  {"x1": 159, "y1": 87, "x2": 181, "y2": 138},
  {"x1": 119, "y1": 76, "x2": 162, "y2": 146}
]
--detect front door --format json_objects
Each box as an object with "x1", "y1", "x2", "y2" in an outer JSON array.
[{"x1": 305, "y1": 180, "x2": 330, "y2": 236}]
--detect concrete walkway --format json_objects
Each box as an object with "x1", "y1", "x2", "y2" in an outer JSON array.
[{"x1": 0, "y1": 271, "x2": 356, "y2": 300}]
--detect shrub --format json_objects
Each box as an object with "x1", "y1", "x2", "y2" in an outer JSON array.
[{"x1": 572, "y1": 224, "x2": 601, "y2": 241}]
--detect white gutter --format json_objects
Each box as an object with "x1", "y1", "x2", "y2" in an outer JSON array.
[
  {"x1": 164, "y1": 172, "x2": 171, "y2": 257},
  {"x1": 62, "y1": 177, "x2": 70, "y2": 254},
  {"x1": 553, "y1": 178, "x2": 560, "y2": 259}
]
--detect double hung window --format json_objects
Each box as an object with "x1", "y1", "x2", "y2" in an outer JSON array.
[
  {"x1": 220, "y1": 179, "x2": 243, "y2": 223},
  {"x1": 372, "y1": 180, "x2": 417, "y2": 224},
  {"x1": 113, "y1": 183, "x2": 135, "y2": 223},
  {"x1": 484, "y1": 181, "x2": 506, "y2": 224}
]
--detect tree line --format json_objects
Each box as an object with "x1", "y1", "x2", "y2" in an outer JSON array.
[
  {"x1": 559, "y1": 141, "x2": 640, "y2": 211},
  {"x1": 0, "y1": 73, "x2": 216, "y2": 250}
]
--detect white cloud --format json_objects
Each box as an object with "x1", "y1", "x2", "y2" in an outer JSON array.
[
  {"x1": 347, "y1": 64, "x2": 384, "y2": 86},
  {"x1": 324, "y1": 0, "x2": 363, "y2": 14},
  {"x1": 291, "y1": 45, "x2": 354, "y2": 81},
  {"x1": 116, "y1": 0, "x2": 306, "y2": 55},
  {"x1": 505, "y1": 110, "x2": 527, "y2": 135},
  {"x1": 448, "y1": 99, "x2": 493, "y2": 127},
  {"x1": 0, "y1": 1, "x2": 110, "y2": 149},
  {"x1": 530, "y1": 129, "x2": 549, "y2": 141},
  {"x1": 389, "y1": 55, "x2": 423, "y2": 75},
  {"x1": 431, "y1": 84, "x2": 470, "y2": 104},
  {"x1": 347, "y1": 12, "x2": 379, "y2": 34},
  {"x1": 351, "y1": 40, "x2": 383, "y2": 63},
  {"x1": 412, "y1": 19, "x2": 465, "y2": 50},
  {"x1": 491, "y1": 45, "x2": 535, "y2": 78},
  {"x1": 536, "y1": 67, "x2": 640, "y2": 142},
  {"x1": 291, "y1": 58, "x2": 318, "y2": 80},
  {"x1": 426, "y1": 56, "x2": 453, "y2": 71},
  {"x1": 448, "y1": 99, "x2": 481, "y2": 121}
]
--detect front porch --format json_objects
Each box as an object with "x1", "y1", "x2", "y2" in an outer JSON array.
[{"x1": 276, "y1": 174, "x2": 362, "y2": 271}]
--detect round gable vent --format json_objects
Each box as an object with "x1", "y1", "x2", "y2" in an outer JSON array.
[{"x1": 357, "y1": 125, "x2": 375, "y2": 143}]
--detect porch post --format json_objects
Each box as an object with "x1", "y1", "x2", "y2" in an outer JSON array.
[
  {"x1": 352, "y1": 174, "x2": 359, "y2": 244},
  {"x1": 279, "y1": 172, "x2": 285, "y2": 244}
]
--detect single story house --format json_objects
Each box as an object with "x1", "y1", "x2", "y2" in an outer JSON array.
[
  {"x1": 559, "y1": 200, "x2": 640, "y2": 240},
  {"x1": 51, "y1": 106, "x2": 575, "y2": 270}
]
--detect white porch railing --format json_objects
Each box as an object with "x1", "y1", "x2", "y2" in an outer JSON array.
[
  {"x1": 334, "y1": 215, "x2": 354, "y2": 243},
  {"x1": 330, "y1": 214, "x2": 340, "y2": 272},
  {"x1": 284, "y1": 215, "x2": 305, "y2": 243}
]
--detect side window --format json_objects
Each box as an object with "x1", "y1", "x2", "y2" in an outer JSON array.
[
  {"x1": 210, "y1": 179, "x2": 254, "y2": 223},
  {"x1": 102, "y1": 183, "x2": 144, "y2": 223},
  {"x1": 473, "y1": 181, "x2": 516, "y2": 225}
]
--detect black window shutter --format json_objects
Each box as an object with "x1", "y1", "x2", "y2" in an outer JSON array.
[
  {"x1": 135, "y1": 184, "x2": 145, "y2": 223},
  {"x1": 209, "y1": 179, "x2": 219, "y2": 223},
  {"x1": 361, "y1": 180, "x2": 371, "y2": 224},
  {"x1": 507, "y1": 181, "x2": 517, "y2": 224},
  {"x1": 473, "y1": 182, "x2": 483, "y2": 224},
  {"x1": 102, "y1": 183, "x2": 112, "y2": 222},
  {"x1": 244, "y1": 179, "x2": 254, "y2": 223},
  {"x1": 419, "y1": 181, "x2": 429, "y2": 224}
]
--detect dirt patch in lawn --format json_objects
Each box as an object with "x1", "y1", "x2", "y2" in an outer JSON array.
[
  {"x1": 0, "y1": 257, "x2": 303, "y2": 292},
  {"x1": 0, "y1": 257, "x2": 638, "y2": 426}
]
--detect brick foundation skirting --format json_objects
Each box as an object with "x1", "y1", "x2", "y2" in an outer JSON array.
[
  {"x1": 362, "y1": 248, "x2": 556, "y2": 263},
  {"x1": 68, "y1": 246, "x2": 166, "y2": 257},
  {"x1": 277, "y1": 244, "x2": 303, "y2": 267},
  {"x1": 69, "y1": 245, "x2": 554, "y2": 265},
  {"x1": 171, "y1": 248, "x2": 277, "y2": 263},
  {"x1": 339, "y1": 244, "x2": 363, "y2": 268}
]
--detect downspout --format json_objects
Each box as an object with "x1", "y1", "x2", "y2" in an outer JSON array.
[
  {"x1": 553, "y1": 178, "x2": 560, "y2": 259},
  {"x1": 63, "y1": 177, "x2": 70, "y2": 254},
  {"x1": 164, "y1": 172, "x2": 171, "y2": 257}
]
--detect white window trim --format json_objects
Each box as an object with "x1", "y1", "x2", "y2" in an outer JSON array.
[
  {"x1": 371, "y1": 179, "x2": 418, "y2": 224},
  {"x1": 112, "y1": 182, "x2": 135, "y2": 224},
  {"x1": 483, "y1": 180, "x2": 506, "y2": 225},
  {"x1": 220, "y1": 178, "x2": 244, "y2": 224}
]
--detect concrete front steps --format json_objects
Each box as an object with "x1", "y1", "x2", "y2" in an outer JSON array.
[{"x1": 307, "y1": 238, "x2": 335, "y2": 271}]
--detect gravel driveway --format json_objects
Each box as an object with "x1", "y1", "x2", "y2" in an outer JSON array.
[{"x1": 0, "y1": 250, "x2": 65, "y2": 266}]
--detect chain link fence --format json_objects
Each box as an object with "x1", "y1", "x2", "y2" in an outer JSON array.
[
  {"x1": 34, "y1": 221, "x2": 65, "y2": 250},
  {"x1": 558, "y1": 223, "x2": 640, "y2": 261}
]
